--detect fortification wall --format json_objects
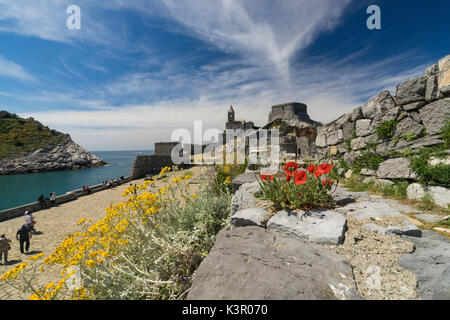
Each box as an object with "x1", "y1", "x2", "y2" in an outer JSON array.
[
  {"x1": 155, "y1": 142, "x2": 178, "y2": 156},
  {"x1": 130, "y1": 155, "x2": 176, "y2": 179},
  {"x1": 269, "y1": 102, "x2": 307, "y2": 122}
]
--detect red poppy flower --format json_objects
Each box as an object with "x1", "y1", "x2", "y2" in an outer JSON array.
[
  {"x1": 322, "y1": 179, "x2": 334, "y2": 187},
  {"x1": 306, "y1": 164, "x2": 315, "y2": 174},
  {"x1": 314, "y1": 164, "x2": 333, "y2": 177},
  {"x1": 284, "y1": 162, "x2": 299, "y2": 177},
  {"x1": 294, "y1": 171, "x2": 307, "y2": 185},
  {"x1": 286, "y1": 175, "x2": 291, "y2": 182},
  {"x1": 260, "y1": 174, "x2": 274, "y2": 181}
]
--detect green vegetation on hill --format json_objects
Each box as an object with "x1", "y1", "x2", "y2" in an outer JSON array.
[{"x1": 0, "y1": 110, "x2": 70, "y2": 160}]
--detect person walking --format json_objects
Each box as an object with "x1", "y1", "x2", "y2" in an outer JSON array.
[
  {"x1": 0, "y1": 234, "x2": 12, "y2": 265},
  {"x1": 16, "y1": 225, "x2": 32, "y2": 254},
  {"x1": 25, "y1": 211, "x2": 36, "y2": 232}
]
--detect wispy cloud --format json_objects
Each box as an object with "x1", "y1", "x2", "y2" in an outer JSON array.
[
  {"x1": 0, "y1": 55, "x2": 35, "y2": 81},
  {"x1": 159, "y1": 0, "x2": 354, "y2": 76}
]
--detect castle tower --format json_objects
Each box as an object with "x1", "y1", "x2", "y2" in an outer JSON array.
[{"x1": 227, "y1": 105, "x2": 235, "y2": 124}]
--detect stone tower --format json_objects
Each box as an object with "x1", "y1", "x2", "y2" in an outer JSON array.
[{"x1": 228, "y1": 105, "x2": 235, "y2": 124}]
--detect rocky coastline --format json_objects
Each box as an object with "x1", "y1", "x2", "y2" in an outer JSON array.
[{"x1": 0, "y1": 138, "x2": 107, "y2": 175}]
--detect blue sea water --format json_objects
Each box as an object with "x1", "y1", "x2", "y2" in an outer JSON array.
[{"x1": 0, "y1": 150, "x2": 154, "y2": 211}]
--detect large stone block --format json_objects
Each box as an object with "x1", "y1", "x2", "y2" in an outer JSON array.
[
  {"x1": 350, "y1": 137, "x2": 366, "y2": 151},
  {"x1": 438, "y1": 54, "x2": 450, "y2": 95},
  {"x1": 355, "y1": 119, "x2": 372, "y2": 137},
  {"x1": 393, "y1": 117, "x2": 424, "y2": 138},
  {"x1": 187, "y1": 226, "x2": 361, "y2": 300},
  {"x1": 232, "y1": 173, "x2": 258, "y2": 193},
  {"x1": 336, "y1": 201, "x2": 421, "y2": 237},
  {"x1": 426, "y1": 75, "x2": 439, "y2": 102},
  {"x1": 231, "y1": 208, "x2": 268, "y2": 227},
  {"x1": 326, "y1": 130, "x2": 343, "y2": 146},
  {"x1": 267, "y1": 210, "x2": 347, "y2": 245},
  {"x1": 400, "y1": 231, "x2": 450, "y2": 300},
  {"x1": 376, "y1": 158, "x2": 417, "y2": 179},
  {"x1": 230, "y1": 181, "x2": 261, "y2": 216},
  {"x1": 396, "y1": 76, "x2": 427, "y2": 105},
  {"x1": 342, "y1": 122, "x2": 355, "y2": 141},
  {"x1": 419, "y1": 98, "x2": 450, "y2": 135},
  {"x1": 362, "y1": 90, "x2": 396, "y2": 119},
  {"x1": 403, "y1": 101, "x2": 427, "y2": 111},
  {"x1": 350, "y1": 106, "x2": 363, "y2": 122},
  {"x1": 315, "y1": 133, "x2": 327, "y2": 148}
]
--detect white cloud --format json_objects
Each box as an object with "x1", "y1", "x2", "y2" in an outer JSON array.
[
  {"x1": 0, "y1": 55, "x2": 35, "y2": 81},
  {"x1": 160, "y1": 0, "x2": 353, "y2": 76}
]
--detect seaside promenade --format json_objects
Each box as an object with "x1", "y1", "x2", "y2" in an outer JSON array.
[{"x1": 0, "y1": 166, "x2": 203, "y2": 299}]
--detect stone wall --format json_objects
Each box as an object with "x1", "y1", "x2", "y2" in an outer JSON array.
[
  {"x1": 129, "y1": 155, "x2": 174, "y2": 179},
  {"x1": 155, "y1": 142, "x2": 178, "y2": 156},
  {"x1": 315, "y1": 54, "x2": 450, "y2": 180},
  {"x1": 268, "y1": 102, "x2": 307, "y2": 122}
]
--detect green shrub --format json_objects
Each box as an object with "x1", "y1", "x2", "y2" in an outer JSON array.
[
  {"x1": 338, "y1": 158, "x2": 350, "y2": 172},
  {"x1": 352, "y1": 150, "x2": 385, "y2": 174},
  {"x1": 376, "y1": 120, "x2": 399, "y2": 140},
  {"x1": 409, "y1": 147, "x2": 450, "y2": 186},
  {"x1": 401, "y1": 133, "x2": 419, "y2": 142},
  {"x1": 442, "y1": 118, "x2": 450, "y2": 148}
]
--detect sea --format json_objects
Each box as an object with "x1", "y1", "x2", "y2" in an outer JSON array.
[{"x1": 0, "y1": 150, "x2": 154, "y2": 211}]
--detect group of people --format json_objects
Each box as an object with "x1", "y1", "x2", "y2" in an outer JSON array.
[
  {"x1": 0, "y1": 210, "x2": 38, "y2": 265},
  {"x1": 102, "y1": 176, "x2": 126, "y2": 190},
  {"x1": 82, "y1": 185, "x2": 91, "y2": 195},
  {"x1": 37, "y1": 192, "x2": 56, "y2": 209}
]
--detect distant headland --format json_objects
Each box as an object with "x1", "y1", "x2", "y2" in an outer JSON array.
[{"x1": 0, "y1": 111, "x2": 107, "y2": 175}]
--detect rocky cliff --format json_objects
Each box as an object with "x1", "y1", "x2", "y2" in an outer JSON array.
[
  {"x1": 0, "y1": 111, "x2": 107, "y2": 175},
  {"x1": 0, "y1": 138, "x2": 107, "y2": 175}
]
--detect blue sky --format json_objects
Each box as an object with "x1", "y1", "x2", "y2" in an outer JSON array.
[{"x1": 0, "y1": 0, "x2": 449, "y2": 151}]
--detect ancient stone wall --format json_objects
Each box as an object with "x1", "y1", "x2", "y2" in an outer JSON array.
[
  {"x1": 315, "y1": 54, "x2": 450, "y2": 180},
  {"x1": 155, "y1": 142, "x2": 178, "y2": 156},
  {"x1": 129, "y1": 155, "x2": 175, "y2": 179}
]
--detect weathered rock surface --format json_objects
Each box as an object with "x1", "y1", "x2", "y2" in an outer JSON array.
[
  {"x1": 393, "y1": 117, "x2": 424, "y2": 138},
  {"x1": 232, "y1": 173, "x2": 258, "y2": 193},
  {"x1": 335, "y1": 201, "x2": 422, "y2": 237},
  {"x1": 362, "y1": 91, "x2": 396, "y2": 119},
  {"x1": 396, "y1": 76, "x2": 427, "y2": 106},
  {"x1": 407, "y1": 183, "x2": 450, "y2": 208},
  {"x1": 187, "y1": 226, "x2": 361, "y2": 300},
  {"x1": 376, "y1": 158, "x2": 417, "y2": 180},
  {"x1": 438, "y1": 54, "x2": 450, "y2": 95},
  {"x1": 266, "y1": 209, "x2": 347, "y2": 245},
  {"x1": 355, "y1": 119, "x2": 372, "y2": 137},
  {"x1": 0, "y1": 139, "x2": 107, "y2": 175},
  {"x1": 419, "y1": 98, "x2": 450, "y2": 135},
  {"x1": 399, "y1": 231, "x2": 450, "y2": 300},
  {"x1": 230, "y1": 181, "x2": 261, "y2": 216},
  {"x1": 231, "y1": 208, "x2": 268, "y2": 227},
  {"x1": 414, "y1": 214, "x2": 441, "y2": 223}
]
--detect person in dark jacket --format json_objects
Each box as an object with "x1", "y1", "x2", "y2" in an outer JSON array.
[{"x1": 16, "y1": 225, "x2": 32, "y2": 254}]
